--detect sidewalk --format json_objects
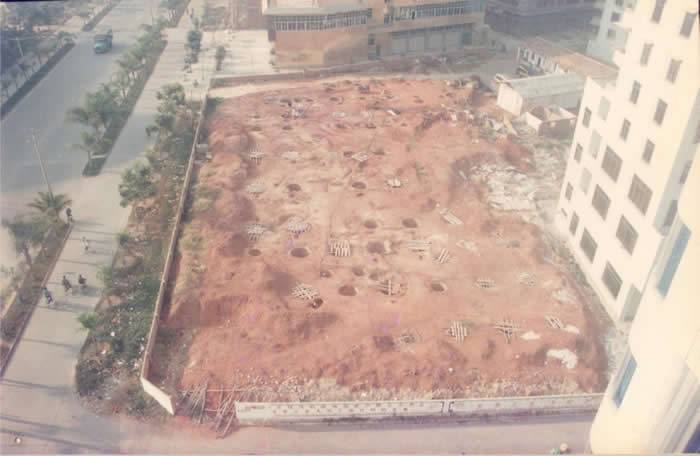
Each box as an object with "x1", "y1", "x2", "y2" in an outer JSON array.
[{"x1": 0, "y1": 1, "x2": 215, "y2": 452}]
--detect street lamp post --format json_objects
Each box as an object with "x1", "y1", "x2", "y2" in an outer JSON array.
[{"x1": 29, "y1": 130, "x2": 54, "y2": 199}]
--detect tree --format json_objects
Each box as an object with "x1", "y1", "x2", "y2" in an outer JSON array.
[
  {"x1": 56, "y1": 31, "x2": 75, "y2": 46},
  {"x1": 160, "y1": 0, "x2": 180, "y2": 24},
  {"x1": 117, "y1": 51, "x2": 142, "y2": 82},
  {"x1": 113, "y1": 70, "x2": 132, "y2": 102},
  {"x1": 28, "y1": 191, "x2": 72, "y2": 221},
  {"x1": 17, "y1": 61, "x2": 31, "y2": 80},
  {"x1": 2, "y1": 215, "x2": 50, "y2": 266},
  {"x1": 8, "y1": 68, "x2": 21, "y2": 89},
  {"x1": 74, "y1": 131, "x2": 102, "y2": 161},
  {"x1": 119, "y1": 163, "x2": 156, "y2": 207},
  {"x1": 1, "y1": 79, "x2": 11, "y2": 99},
  {"x1": 156, "y1": 83, "x2": 186, "y2": 106}
]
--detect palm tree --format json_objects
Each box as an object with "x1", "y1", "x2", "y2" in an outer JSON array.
[
  {"x1": 75, "y1": 131, "x2": 100, "y2": 161},
  {"x1": 28, "y1": 192, "x2": 72, "y2": 221},
  {"x1": 113, "y1": 70, "x2": 131, "y2": 102},
  {"x1": 116, "y1": 51, "x2": 142, "y2": 82},
  {"x1": 2, "y1": 215, "x2": 50, "y2": 266}
]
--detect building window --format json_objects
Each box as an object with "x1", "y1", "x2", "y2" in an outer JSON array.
[
  {"x1": 589, "y1": 130, "x2": 601, "y2": 157},
  {"x1": 582, "y1": 107, "x2": 591, "y2": 127},
  {"x1": 597, "y1": 97, "x2": 610, "y2": 120},
  {"x1": 392, "y1": 1, "x2": 474, "y2": 21},
  {"x1": 658, "y1": 223, "x2": 691, "y2": 296},
  {"x1": 616, "y1": 216, "x2": 638, "y2": 254},
  {"x1": 680, "y1": 160, "x2": 692, "y2": 184},
  {"x1": 611, "y1": 12, "x2": 621, "y2": 22},
  {"x1": 574, "y1": 143, "x2": 582, "y2": 162},
  {"x1": 680, "y1": 12, "x2": 695, "y2": 37},
  {"x1": 602, "y1": 262, "x2": 623, "y2": 298},
  {"x1": 607, "y1": 28, "x2": 616, "y2": 39},
  {"x1": 613, "y1": 355, "x2": 636, "y2": 406},
  {"x1": 628, "y1": 175, "x2": 652, "y2": 215},
  {"x1": 629, "y1": 81, "x2": 640, "y2": 103},
  {"x1": 580, "y1": 229, "x2": 597, "y2": 262},
  {"x1": 579, "y1": 168, "x2": 592, "y2": 194},
  {"x1": 592, "y1": 185, "x2": 611, "y2": 219},
  {"x1": 620, "y1": 119, "x2": 631, "y2": 141},
  {"x1": 368, "y1": 34, "x2": 375, "y2": 45},
  {"x1": 663, "y1": 200, "x2": 678, "y2": 228},
  {"x1": 666, "y1": 59, "x2": 682, "y2": 83},
  {"x1": 642, "y1": 140, "x2": 654, "y2": 163},
  {"x1": 651, "y1": 0, "x2": 665, "y2": 23},
  {"x1": 565, "y1": 182, "x2": 573, "y2": 200},
  {"x1": 653, "y1": 99, "x2": 667, "y2": 125},
  {"x1": 602, "y1": 147, "x2": 622, "y2": 181},
  {"x1": 640, "y1": 43, "x2": 653, "y2": 65},
  {"x1": 569, "y1": 212, "x2": 579, "y2": 235}
]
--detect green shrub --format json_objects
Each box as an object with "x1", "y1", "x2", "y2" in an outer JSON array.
[
  {"x1": 78, "y1": 312, "x2": 99, "y2": 331},
  {"x1": 75, "y1": 358, "x2": 106, "y2": 396},
  {"x1": 117, "y1": 231, "x2": 131, "y2": 247}
]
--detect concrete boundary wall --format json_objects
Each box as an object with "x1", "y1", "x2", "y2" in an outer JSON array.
[
  {"x1": 139, "y1": 91, "x2": 210, "y2": 414},
  {"x1": 210, "y1": 47, "x2": 489, "y2": 89},
  {"x1": 235, "y1": 394, "x2": 603, "y2": 424}
]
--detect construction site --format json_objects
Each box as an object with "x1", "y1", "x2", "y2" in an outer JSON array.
[{"x1": 149, "y1": 76, "x2": 610, "y2": 416}]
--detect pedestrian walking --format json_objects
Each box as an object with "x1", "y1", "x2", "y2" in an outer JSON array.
[
  {"x1": 81, "y1": 236, "x2": 90, "y2": 253},
  {"x1": 66, "y1": 207, "x2": 74, "y2": 223},
  {"x1": 61, "y1": 275, "x2": 72, "y2": 294},
  {"x1": 78, "y1": 274, "x2": 87, "y2": 293},
  {"x1": 42, "y1": 287, "x2": 53, "y2": 306}
]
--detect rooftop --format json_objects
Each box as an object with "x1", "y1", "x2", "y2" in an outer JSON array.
[
  {"x1": 521, "y1": 37, "x2": 618, "y2": 81},
  {"x1": 503, "y1": 72, "x2": 585, "y2": 98},
  {"x1": 263, "y1": 0, "x2": 369, "y2": 15}
]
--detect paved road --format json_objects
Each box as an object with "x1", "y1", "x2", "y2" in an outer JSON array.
[{"x1": 0, "y1": 0, "x2": 154, "y2": 272}]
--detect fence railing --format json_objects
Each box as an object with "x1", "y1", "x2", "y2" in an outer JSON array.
[{"x1": 139, "y1": 90, "x2": 210, "y2": 414}]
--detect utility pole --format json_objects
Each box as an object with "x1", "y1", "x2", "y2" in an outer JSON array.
[
  {"x1": 13, "y1": 37, "x2": 24, "y2": 58},
  {"x1": 30, "y1": 130, "x2": 54, "y2": 199}
]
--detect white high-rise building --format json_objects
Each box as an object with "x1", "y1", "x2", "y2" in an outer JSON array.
[
  {"x1": 586, "y1": 0, "x2": 637, "y2": 64},
  {"x1": 589, "y1": 152, "x2": 700, "y2": 453},
  {"x1": 555, "y1": 0, "x2": 699, "y2": 324}
]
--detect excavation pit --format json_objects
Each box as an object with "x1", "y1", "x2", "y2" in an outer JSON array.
[
  {"x1": 338, "y1": 285, "x2": 358, "y2": 296},
  {"x1": 290, "y1": 247, "x2": 310, "y2": 258},
  {"x1": 402, "y1": 218, "x2": 418, "y2": 228}
]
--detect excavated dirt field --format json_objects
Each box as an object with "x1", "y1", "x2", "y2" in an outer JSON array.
[{"x1": 155, "y1": 78, "x2": 608, "y2": 402}]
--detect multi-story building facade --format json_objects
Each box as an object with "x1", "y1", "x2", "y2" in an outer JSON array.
[
  {"x1": 485, "y1": 0, "x2": 598, "y2": 35},
  {"x1": 555, "y1": 0, "x2": 699, "y2": 324},
  {"x1": 589, "y1": 157, "x2": 700, "y2": 453},
  {"x1": 586, "y1": 0, "x2": 637, "y2": 65},
  {"x1": 263, "y1": 0, "x2": 489, "y2": 67}
]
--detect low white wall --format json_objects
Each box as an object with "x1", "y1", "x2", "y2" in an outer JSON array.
[
  {"x1": 235, "y1": 394, "x2": 603, "y2": 424},
  {"x1": 141, "y1": 375, "x2": 175, "y2": 415}
]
